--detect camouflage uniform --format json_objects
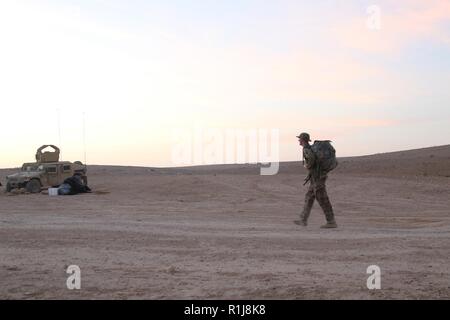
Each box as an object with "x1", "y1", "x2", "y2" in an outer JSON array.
[{"x1": 300, "y1": 145, "x2": 336, "y2": 224}]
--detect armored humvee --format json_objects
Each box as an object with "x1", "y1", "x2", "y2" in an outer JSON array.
[{"x1": 5, "y1": 145, "x2": 87, "y2": 193}]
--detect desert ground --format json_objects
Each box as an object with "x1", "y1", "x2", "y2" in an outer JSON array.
[{"x1": 0, "y1": 145, "x2": 449, "y2": 299}]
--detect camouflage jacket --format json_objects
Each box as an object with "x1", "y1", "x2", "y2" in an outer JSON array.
[{"x1": 303, "y1": 145, "x2": 321, "y2": 179}]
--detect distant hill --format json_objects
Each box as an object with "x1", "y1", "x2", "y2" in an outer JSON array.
[
  {"x1": 1, "y1": 145, "x2": 449, "y2": 179},
  {"x1": 151, "y1": 144, "x2": 450, "y2": 177}
]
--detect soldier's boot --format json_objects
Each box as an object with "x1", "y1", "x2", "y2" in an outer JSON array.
[
  {"x1": 320, "y1": 209, "x2": 337, "y2": 228},
  {"x1": 316, "y1": 186, "x2": 337, "y2": 229},
  {"x1": 320, "y1": 219, "x2": 337, "y2": 228}
]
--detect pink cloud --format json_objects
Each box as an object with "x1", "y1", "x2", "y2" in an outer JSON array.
[{"x1": 335, "y1": 0, "x2": 450, "y2": 53}]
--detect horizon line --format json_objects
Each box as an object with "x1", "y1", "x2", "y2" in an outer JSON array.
[{"x1": 1, "y1": 143, "x2": 448, "y2": 170}]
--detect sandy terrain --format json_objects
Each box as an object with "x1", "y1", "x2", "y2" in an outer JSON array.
[{"x1": 0, "y1": 145, "x2": 449, "y2": 299}]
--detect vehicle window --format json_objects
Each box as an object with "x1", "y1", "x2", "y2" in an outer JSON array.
[
  {"x1": 46, "y1": 166, "x2": 57, "y2": 173},
  {"x1": 63, "y1": 165, "x2": 71, "y2": 172}
]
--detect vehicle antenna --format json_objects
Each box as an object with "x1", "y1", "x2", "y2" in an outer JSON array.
[
  {"x1": 83, "y1": 112, "x2": 87, "y2": 165},
  {"x1": 57, "y1": 108, "x2": 62, "y2": 160}
]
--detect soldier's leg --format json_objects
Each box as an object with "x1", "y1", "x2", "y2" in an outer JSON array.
[
  {"x1": 300, "y1": 182, "x2": 315, "y2": 223},
  {"x1": 314, "y1": 177, "x2": 336, "y2": 224}
]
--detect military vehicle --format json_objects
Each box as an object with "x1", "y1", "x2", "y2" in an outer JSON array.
[{"x1": 5, "y1": 145, "x2": 87, "y2": 193}]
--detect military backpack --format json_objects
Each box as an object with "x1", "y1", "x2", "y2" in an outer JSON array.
[{"x1": 311, "y1": 140, "x2": 338, "y2": 173}]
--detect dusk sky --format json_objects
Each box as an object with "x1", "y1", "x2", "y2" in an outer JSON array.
[{"x1": 0, "y1": 0, "x2": 449, "y2": 168}]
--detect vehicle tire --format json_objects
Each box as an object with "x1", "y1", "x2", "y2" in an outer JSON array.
[
  {"x1": 26, "y1": 179, "x2": 42, "y2": 193},
  {"x1": 74, "y1": 161, "x2": 83, "y2": 165},
  {"x1": 6, "y1": 182, "x2": 12, "y2": 193}
]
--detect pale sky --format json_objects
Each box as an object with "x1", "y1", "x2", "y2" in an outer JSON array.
[{"x1": 0, "y1": 0, "x2": 449, "y2": 168}]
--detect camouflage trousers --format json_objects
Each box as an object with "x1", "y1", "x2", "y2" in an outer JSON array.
[{"x1": 300, "y1": 175, "x2": 336, "y2": 223}]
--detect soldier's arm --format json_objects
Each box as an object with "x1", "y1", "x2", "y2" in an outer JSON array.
[{"x1": 304, "y1": 149, "x2": 316, "y2": 170}]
